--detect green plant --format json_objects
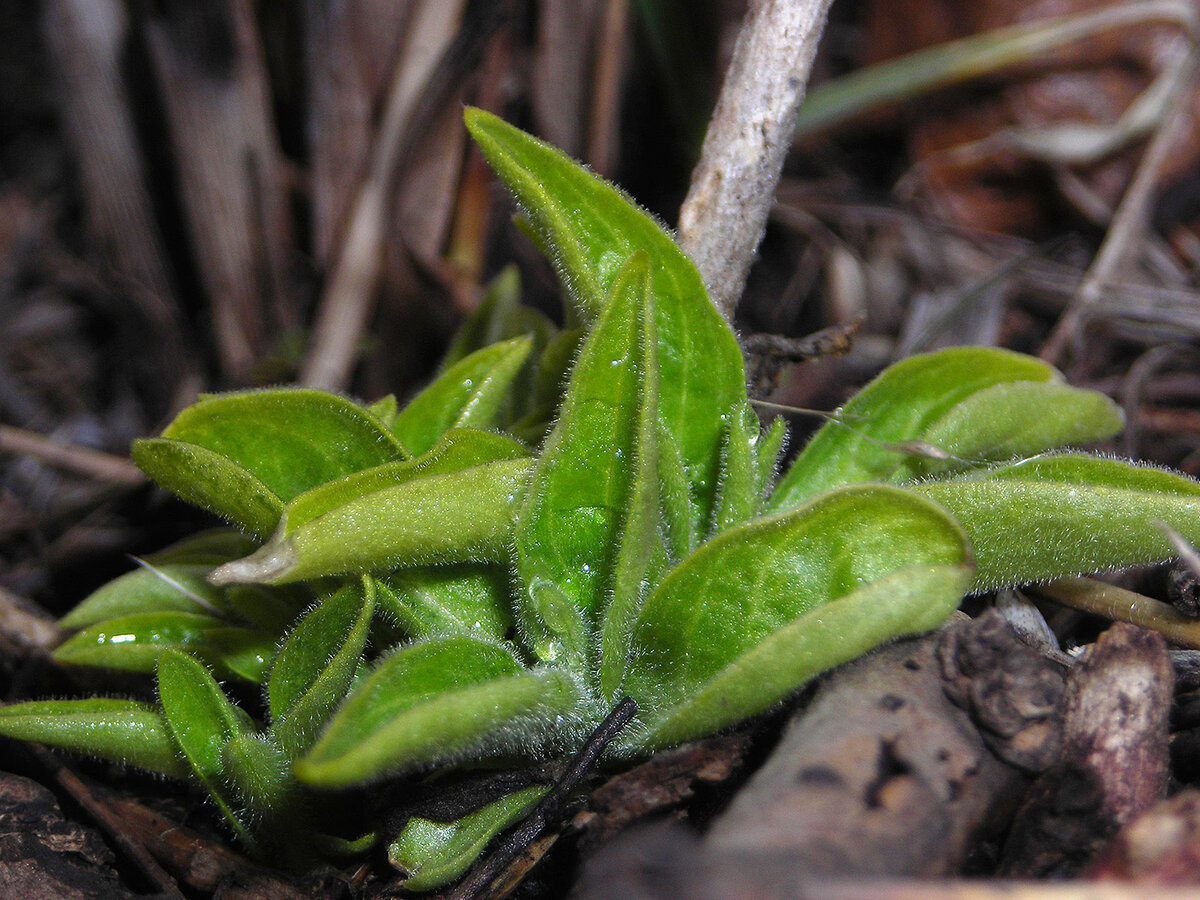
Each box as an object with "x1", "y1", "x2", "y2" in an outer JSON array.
[{"x1": 2, "y1": 109, "x2": 1199, "y2": 888}]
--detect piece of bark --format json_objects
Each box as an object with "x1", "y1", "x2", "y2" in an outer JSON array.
[
  {"x1": 702, "y1": 617, "x2": 1044, "y2": 877},
  {"x1": 143, "y1": 0, "x2": 296, "y2": 382},
  {"x1": 938, "y1": 609, "x2": 1066, "y2": 773},
  {"x1": 1000, "y1": 622, "x2": 1174, "y2": 877},
  {"x1": 0, "y1": 770, "x2": 128, "y2": 900},
  {"x1": 104, "y1": 793, "x2": 320, "y2": 900},
  {"x1": 1087, "y1": 789, "x2": 1200, "y2": 884},
  {"x1": 678, "y1": 0, "x2": 837, "y2": 321},
  {"x1": 574, "y1": 732, "x2": 752, "y2": 852}
]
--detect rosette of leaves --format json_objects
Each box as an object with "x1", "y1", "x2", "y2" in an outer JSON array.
[{"x1": 3, "y1": 110, "x2": 1200, "y2": 888}]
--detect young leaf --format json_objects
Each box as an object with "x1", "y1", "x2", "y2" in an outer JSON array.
[
  {"x1": 769, "y1": 347, "x2": 1123, "y2": 511},
  {"x1": 0, "y1": 699, "x2": 188, "y2": 779},
  {"x1": 441, "y1": 266, "x2": 553, "y2": 368},
  {"x1": 55, "y1": 611, "x2": 273, "y2": 682},
  {"x1": 375, "y1": 565, "x2": 512, "y2": 640},
  {"x1": 392, "y1": 335, "x2": 534, "y2": 456},
  {"x1": 622, "y1": 484, "x2": 972, "y2": 749},
  {"x1": 914, "y1": 453, "x2": 1200, "y2": 591},
  {"x1": 269, "y1": 578, "x2": 376, "y2": 759},
  {"x1": 464, "y1": 108, "x2": 746, "y2": 528},
  {"x1": 515, "y1": 252, "x2": 657, "y2": 667},
  {"x1": 708, "y1": 401, "x2": 762, "y2": 536},
  {"x1": 754, "y1": 417, "x2": 788, "y2": 508},
  {"x1": 157, "y1": 649, "x2": 255, "y2": 843},
  {"x1": 209, "y1": 457, "x2": 531, "y2": 586},
  {"x1": 295, "y1": 635, "x2": 580, "y2": 788},
  {"x1": 388, "y1": 785, "x2": 549, "y2": 891}
]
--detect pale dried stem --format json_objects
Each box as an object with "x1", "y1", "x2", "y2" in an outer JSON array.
[
  {"x1": 678, "y1": 0, "x2": 836, "y2": 322},
  {"x1": 1041, "y1": 42, "x2": 1198, "y2": 366},
  {"x1": 300, "y1": 0, "x2": 467, "y2": 391},
  {"x1": 0, "y1": 425, "x2": 145, "y2": 487}
]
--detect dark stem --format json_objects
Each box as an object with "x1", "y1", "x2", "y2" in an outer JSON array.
[{"x1": 443, "y1": 697, "x2": 639, "y2": 900}]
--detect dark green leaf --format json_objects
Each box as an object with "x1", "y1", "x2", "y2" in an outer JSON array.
[{"x1": 0, "y1": 699, "x2": 187, "y2": 779}]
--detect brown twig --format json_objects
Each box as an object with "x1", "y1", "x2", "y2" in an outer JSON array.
[
  {"x1": 1040, "y1": 43, "x2": 1198, "y2": 367},
  {"x1": 0, "y1": 424, "x2": 145, "y2": 487}
]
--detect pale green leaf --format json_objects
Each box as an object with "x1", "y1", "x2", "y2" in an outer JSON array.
[{"x1": 915, "y1": 453, "x2": 1200, "y2": 590}]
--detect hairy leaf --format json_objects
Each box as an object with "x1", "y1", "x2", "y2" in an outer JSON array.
[
  {"x1": 515, "y1": 253, "x2": 657, "y2": 667},
  {"x1": 623, "y1": 485, "x2": 972, "y2": 746},
  {"x1": 157, "y1": 649, "x2": 254, "y2": 842},
  {"x1": 915, "y1": 453, "x2": 1200, "y2": 590},
  {"x1": 375, "y1": 565, "x2": 511, "y2": 640},
  {"x1": 770, "y1": 347, "x2": 1121, "y2": 510},
  {"x1": 0, "y1": 699, "x2": 187, "y2": 779},
  {"x1": 296, "y1": 636, "x2": 580, "y2": 788},
  {"x1": 464, "y1": 108, "x2": 745, "y2": 528},
  {"x1": 209, "y1": 458, "x2": 531, "y2": 586},
  {"x1": 269, "y1": 578, "x2": 376, "y2": 759},
  {"x1": 393, "y1": 336, "x2": 533, "y2": 455}
]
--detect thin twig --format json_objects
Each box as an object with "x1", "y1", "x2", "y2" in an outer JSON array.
[
  {"x1": 678, "y1": 0, "x2": 836, "y2": 322},
  {"x1": 1041, "y1": 43, "x2": 1198, "y2": 366},
  {"x1": 0, "y1": 424, "x2": 144, "y2": 487},
  {"x1": 445, "y1": 698, "x2": 638, "y2": 900}
]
